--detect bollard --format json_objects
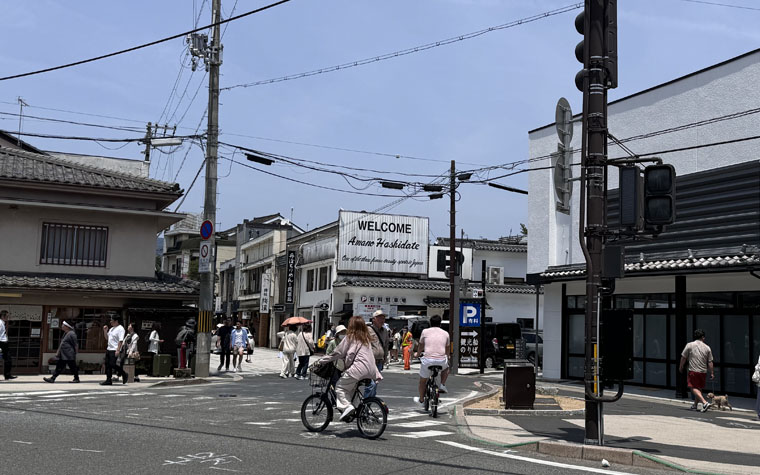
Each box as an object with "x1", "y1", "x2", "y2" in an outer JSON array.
[{"x1": 180, "y1": 342, "x2": 187, "y2": 369}]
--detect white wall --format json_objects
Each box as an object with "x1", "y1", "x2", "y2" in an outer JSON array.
[
  {"x1": 528, "y1": 51, "x2": 760, "y2": 275},
  {"x1": 471, "y1": 250, "x2": 527, "y2": 281},
  {"x1": 541, "y1": 283, "x2": 564, "y2": 380}
]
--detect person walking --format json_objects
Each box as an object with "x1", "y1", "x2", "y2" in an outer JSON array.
[
  {"x1": 44, "y1": 321, "x2": 79, "y2": 383},
  {"x1": 245, "y1": 326, "x2": 255, "y2": 363},
  {"x1": 216, "y1": 318, "x2": 233, "y2": 372},
  {"x1": 230, "y1": 321, "x2": 249, "y2": 372},
  {"x1": 391, "y1": 329, "x2": 401, "y2": 363},
  {"x1": 0, "y1": 310, "x2": 16, "y2": 381},
  {"x1": 101, "y1": 315, "x2": 128, "y2": 386},
  {"x1": 125, "y1": 324, "x2": 141, "y2": 382},
  {"x1": 366, "y1": 310, "x2": 389, "y2": 398},
  {"x1": 295, "y1": 324, "x2": 316, "y2": 380},
  {"x1": 278, "y1": 324, "x2": 298, "y2": 378},
  {"x1": 754, "y1": 354, "x2": 760, "y2": 421},
  {"x1": 148, "y1": 322, "x2": 163, "y2": 356},
  {"x1": 402, "y1": 327, "x2": 413, "y2": 371},
  {"x1": 679, "y1": 329, "x2": 715, "y2": 412},
  {"x1": 317, "y1": 316, "x2": 382, "y2": 421}
]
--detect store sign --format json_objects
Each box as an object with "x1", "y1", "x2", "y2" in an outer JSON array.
[
  {"x1": 286, "y1": 250, "x2": 296, "y2": 304},
  {"x1": 260, "y1": 271, "x2": 271, "y2": 313},
  {"x1": 141, "y1": 320, "x2": 156, "y2": 330},
  {"x1": 428, "y1": 246, "x2": 472, "y2": 280},
  {"x1": 338, "y1": 210, "x2": 428, "y2": 275},
  {"x1": 0, "y1": 305, "x2": 43, "y2": 321}
]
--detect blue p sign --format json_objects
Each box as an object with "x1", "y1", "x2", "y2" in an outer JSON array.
[{"x1": 459, "y1": 302, "x2": 481, "y2": 327}]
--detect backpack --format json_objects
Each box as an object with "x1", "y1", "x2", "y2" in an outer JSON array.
[
  {"x1": 175, "y1": 328, "x2": 189, "y2": 346},
  {"x1": 317, "y1": 334, "x2": 327, "y2": 350}
]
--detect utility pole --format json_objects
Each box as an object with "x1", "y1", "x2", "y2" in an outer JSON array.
[
  {"x1": 449, "y1": 160, "x2": 460, "y2": 373},
  {"x1": 143, "y1": 122, "x2": 153, "y2": 163},
  {"x1": 194, "y1": 0, "x2": 223, "y2": 378},
  {"x1": 17, "y1": 97, "x2": 27, "y2": 146}
]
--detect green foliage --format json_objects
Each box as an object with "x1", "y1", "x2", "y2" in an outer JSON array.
[{"x1": 519, "y1": 223, "x2": 528, "y2": 236}]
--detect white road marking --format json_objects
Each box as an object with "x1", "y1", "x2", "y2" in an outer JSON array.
[
  {"x1": 237, "y1": 403, "x2": 258, "y2": 407},
  {"x1": 71, "y1": 448, "x2": 104, "y2": 453},
  {"x1": 439, "y1": 441, "x2": 637, "y2": 475},
  {"x1": 161, "y1": 394, "x2": 184, "y2": 398},
  {"x1": 392, "y1": 430, "x2": 454, "y2": 438},
  {"x1": 12, "y1": 440, "x2": 32, "y2": 444},
  {"x1": 263, "y1": 402, "x2": 282, "y2": 405},
  {"x1": 264, "y1": 407, "x2": 277, "y2": 411},
  {"x1": 245, "y1": 422, "x2": 273, "y2": 425},
  {"x1": 40, "y1": 391, "x2": 128, "y2": 398},
  {"x1": 395, "y1": 420, "x2": 447, "y2": 428},
  {"x1": 0, "y1": 391, "x2": 64, "y2": 397}
]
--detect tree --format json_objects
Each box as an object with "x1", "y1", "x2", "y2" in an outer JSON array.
[
  {"x1": 187, "y1": 259, "x2": 200, "y2": 281},
  {"x1": 520, "y1": 223, "x2": 528, "y2": 236}
]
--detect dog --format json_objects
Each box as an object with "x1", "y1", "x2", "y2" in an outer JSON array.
[{"x1": 706, "y1": 393, "x2": 733, "y2": 411}]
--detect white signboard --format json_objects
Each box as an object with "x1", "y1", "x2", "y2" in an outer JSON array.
[
  {"x1": 199, "y1": 242, "x2": 211, "y2": 273},
  {"x1": 353, "y1": 302, "x2": 398, "y2": 320},
  {"x1": 427, "y1": 246, "x2": 473, "y2": 280},
  {"x1": 338, "y1": 210, "x2": 428, "y2": 275},
  {"x1": 260, "y1": 271, "x2": 271, "y2": 314}
]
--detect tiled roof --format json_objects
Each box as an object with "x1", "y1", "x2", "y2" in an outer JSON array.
[
  {"x1": 0, "y1": 146, "x2": 180, "y2": 194},
  {"x1": 435, "y1": 237, "x2": 527, "y2": 253},
  {"x1": 333, "y1": 276, "x2": 538, "y2": 294},
  {"x1": 541, "y1": 249, "x2": 760, "y2": 280},
  {"x1": 0, "y1": 272, "x2": 199, "y2": 296}
]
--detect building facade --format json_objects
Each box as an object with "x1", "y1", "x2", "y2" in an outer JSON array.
[
  {"x1": 0, "y1": 146, "x2": 198, "y2": 374},
  {"x1": 528, "y1": 49, "x2": 760, "y2": 396}
]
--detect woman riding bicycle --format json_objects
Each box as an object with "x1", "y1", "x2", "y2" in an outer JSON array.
[{"x1": 316, "y1": 316, "x2": 382, "y2": 422}]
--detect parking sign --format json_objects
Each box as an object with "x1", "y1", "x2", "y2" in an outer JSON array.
[{"x1": 459, "y1": 302, "x2": 481, "y2": 327}]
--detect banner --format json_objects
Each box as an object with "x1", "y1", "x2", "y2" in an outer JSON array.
[{"x1": 338, "y1": 210, "x2": 428, "y2": 275}]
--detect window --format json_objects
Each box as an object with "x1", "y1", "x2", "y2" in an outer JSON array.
[
  {"x1": 46, "y1": 307, "x2": 119, "y2": 352},
  {"x1": 306, "y1": 269, "x2": 315, "y2": 292},
  {"x1": 318, "y1": 266, "x2": 331, "y2": 291},
  {"x1": 40, "y1": 223, "x2": 108, "y2": 267}
]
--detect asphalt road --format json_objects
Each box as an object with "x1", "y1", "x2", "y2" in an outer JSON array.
[{"x1": 0, "y1": 371, "x2": 675, "y2": 475}]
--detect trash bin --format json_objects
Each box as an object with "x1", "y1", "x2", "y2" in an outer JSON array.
[
  {"x1": 503, "y1": 359, "x2": 535, "y2": 409},
  {"x1": 152, "y1": 354, "x2": 172, "y2": 377}
]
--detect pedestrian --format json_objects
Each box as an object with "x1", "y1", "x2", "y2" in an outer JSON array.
[
  {"x1": 679, "y1": 329, "x2": 715, "y2": 412},
  {"x1": 295, "y1": 324, "x2": 316, "y2": 380},
  {"x1": 0, "y1": 310, "x2": 16, "y2": 381},
  {"x1": 278, "y1": 324, "x2": 298, "y2": 378},
  {"x1": 245, "y1": 326, "x2": 255, "y2": 363},
  {"x1": 148, "y1": 322, "x2": 164, "y2": 356},
  {"x1": 391, "y1": 329, "x2": 401, "y2": 363},
  {"x1": 366, "y1": 310, "x2": 389, "y2": 398},
  {"x1": 316, "y1": 316, "x2": 382, "y2": 421},
  {"x1": 44, "y1": 321, "x2": 80, "y2": 383},
  {"x1": 230, "y1": 320, "x2": 249, "y2": 372},
  {"x1": 754, "y1": 354, "x2": 760, "y2": 421},
  {"x1": 101, "y1": 315, "x2": 128, "y2": 386},
  {"x1": 216, "y1": 318, "x2": 233, "y2": 372},
  {"x1": 414, "y1": 314, "x2": 450, "y2": 407},
  {"x1": 402, "y1": 327, "x2": 413, "y2": 370},
  {"x1": 174, "y1": 319, "x2": 196, "y2": 369},
  {"x1": 120, "y1": 323, "x2": 140, "y2": 382}
]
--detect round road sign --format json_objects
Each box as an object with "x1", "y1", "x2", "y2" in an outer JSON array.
[{"x1": 200, "y1": 220, "x2": 213, "y2": 240}]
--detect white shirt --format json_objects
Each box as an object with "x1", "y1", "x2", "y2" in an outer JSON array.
[
  {"x1": 148, "y1": 330, "x2": 160, "y2": 354},
  {"x1": 0, "y1": 319, "x2": 7, "y2": 343},
  {"x1": 107, "y1": 325, "x2": 125, "y2": 351}
]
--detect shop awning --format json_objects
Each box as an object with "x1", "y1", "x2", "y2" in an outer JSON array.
[{"x1": 424, "y1": 297, "x2": 492, "y2": 310}]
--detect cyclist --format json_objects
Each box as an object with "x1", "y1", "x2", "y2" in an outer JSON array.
[
  {"x1": 317, "y1": 316, "x2": 382, "y2": 421},
  {"x1": 414, "y1": 315, "x2": 450, "y2": 407}
]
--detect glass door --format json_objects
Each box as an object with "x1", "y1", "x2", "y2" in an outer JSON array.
[{"x1": 7, "y1": 318, "x2": 43, "y2": 373}]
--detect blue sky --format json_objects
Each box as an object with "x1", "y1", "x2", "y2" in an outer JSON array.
[{"x1": 1, "y1": 0, "x2": 759, "y2": 240}]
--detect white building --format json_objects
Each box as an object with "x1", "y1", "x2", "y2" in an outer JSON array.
[{"x1": 528, "y1": 49, "x2": 760, "y2": 397}]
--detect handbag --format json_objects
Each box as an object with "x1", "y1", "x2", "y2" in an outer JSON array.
[
  {"x1": 752, "y1": 368, "x2": 760, "y2": 384},
  {"x1": 128, "y1": 351, "x2": 141, "y2": 361},
  {"x1": 313, "y1": 361, "x2": 335, "y2": 379}
]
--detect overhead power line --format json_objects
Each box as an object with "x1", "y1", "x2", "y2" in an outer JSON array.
[
  {"x1": 0, "y1": 110, "x2": 143, "y2": 133},
  {"x1": 221, "y1": 3, "x2": 582, "y2": 90},
  {"x1": 8, "y1": 130, "x2": 202, "y2": 143},
  {"x1": 0, "y1": 0, "x2": 293, "y2": 82},
  {"x1": 675, "y1": 0, "x2": 760, "y2": 11}
]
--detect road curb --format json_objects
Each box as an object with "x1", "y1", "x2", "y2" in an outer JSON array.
[
  {"x1": 464, "y1": 407, "x2": 585, "y2": 416},
  {"x1": 148, "y1": 378, "x2": 212, "y2": 388}
]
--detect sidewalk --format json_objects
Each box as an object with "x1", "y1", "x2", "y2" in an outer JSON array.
[{"x1": 460, "y1": 378, "x2": 760, "y2": 475}]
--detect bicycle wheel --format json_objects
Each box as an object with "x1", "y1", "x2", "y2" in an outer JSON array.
[
  {"x1": 356, "y1": 397, "x2": 387, "y2": 439},
  {"x1": 430, "y1": 386, "x2": 439, "y2": 418},
  {"x1": 423, "y1": 387, "x2": 430, "y2": 412},
  {"x1": 301, "y1": 394, "x2": 332, "y2": 432}
]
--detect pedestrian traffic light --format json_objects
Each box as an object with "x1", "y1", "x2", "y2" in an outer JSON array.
[
  {"x1": 600, "y1": 308, "x2": 633, "y2": 381},
  {"x1": 618, "y1": 166, "x2": 643, "y2": 230},
  {"x1": 644, "y1": 164, "x2": 677, "y2": 226}
]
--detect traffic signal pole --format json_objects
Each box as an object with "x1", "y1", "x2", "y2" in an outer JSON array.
[
  {"x1": 449, "y1": 160, "x2": 460, "y2": 373},
  {"x1": 578, "y1": 0, "x2": 606, "y2": 445}
]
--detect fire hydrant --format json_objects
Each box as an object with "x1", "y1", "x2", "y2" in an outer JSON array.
[{"x1": 180, "y1": 342, "x2": 187, "y2": 369}]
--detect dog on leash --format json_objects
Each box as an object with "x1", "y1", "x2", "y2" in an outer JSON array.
[{"x1": 706, "y1": 393, "x2": 733, "y2": 411}]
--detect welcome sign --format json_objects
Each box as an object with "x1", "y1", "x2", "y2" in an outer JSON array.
[{"x1": 338, "y1": 210, "x2": 429, "y2": 275}]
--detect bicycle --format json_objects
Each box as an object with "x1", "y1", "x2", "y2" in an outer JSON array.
[
  {"x1": 300, "y1": 365, "x2": 388, "y2": 439},
  {"x1": 423, "y1": 365, "x2": 443, "y2": 418}
]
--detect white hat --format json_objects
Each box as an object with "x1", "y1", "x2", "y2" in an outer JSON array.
[
  {"x1": 372, "y1": 310, "x2": 386, "y2": 318},
  {"x1": 62, "y1": 321, "x2": 73, "y2": 329},
  {"x1": 335, "y1": 325, "x2": 347, "y2": 334}
]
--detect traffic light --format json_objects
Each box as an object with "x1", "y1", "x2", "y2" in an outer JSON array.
[
  {"x1": 644, "y1": 164, "x2": 677, "y2": 226},
  {"x1": 618, "y1": 166, "x2": 643, "y2": 230},
  {"x1": 574, "y1": 1, "x2": 617, "y2": 91}
]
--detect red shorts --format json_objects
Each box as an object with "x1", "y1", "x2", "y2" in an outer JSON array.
[{"x1": 687, "y1": 371, "x2": 706, "y2": 389}]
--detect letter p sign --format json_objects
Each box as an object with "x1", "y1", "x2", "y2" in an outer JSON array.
[{"x1": 459, "y1": 302, "x2": 481, "y2": 327}]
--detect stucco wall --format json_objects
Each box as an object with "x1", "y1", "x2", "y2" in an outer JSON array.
[
  {"x1": 528, "y1": 51, "x2": 760, "y2": 275},
  {"x1": 1, "y1": 204, "x2": 158, "y2": 277}
]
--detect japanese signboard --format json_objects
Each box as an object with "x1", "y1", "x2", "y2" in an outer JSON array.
[
  {"x1": 260, "y1": 271, "x2": 271, "y2": 314},
  {"x1": 286, "y1": 250, "x2": 296, "y2": 304},
  {"x1": 199, "y1": 241, "x2": 211, "y2": 273},
  {"x1": 458, "y1": 328, "x2": 480, "y2": 369},
  {"x1": 459, "y1": 302, "x2": 481, "y2": 327},
  {"x1": 337, "y1": 210, "x2": 428, "y2": 275}
]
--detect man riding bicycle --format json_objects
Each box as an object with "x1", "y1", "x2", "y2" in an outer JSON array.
[{"x1": 414, "y1": 314, "x2": 449, "y2": 407}]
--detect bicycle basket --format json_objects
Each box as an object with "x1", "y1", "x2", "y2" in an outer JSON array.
[
  {"x1": 312, "y1": 361, "x2": 335, "y2": 379},
  {"x1": 309, "y1": 371, "x2": 330, "y2": 388}
]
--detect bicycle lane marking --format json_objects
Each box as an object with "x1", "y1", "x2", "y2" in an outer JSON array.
[{"x1": 438, "y1": 441, "x2": 638, "y2": 475}]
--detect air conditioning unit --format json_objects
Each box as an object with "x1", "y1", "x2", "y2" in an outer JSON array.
[{"x1": 487, "y1": 266, "x2": 504, "y2": 285}]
